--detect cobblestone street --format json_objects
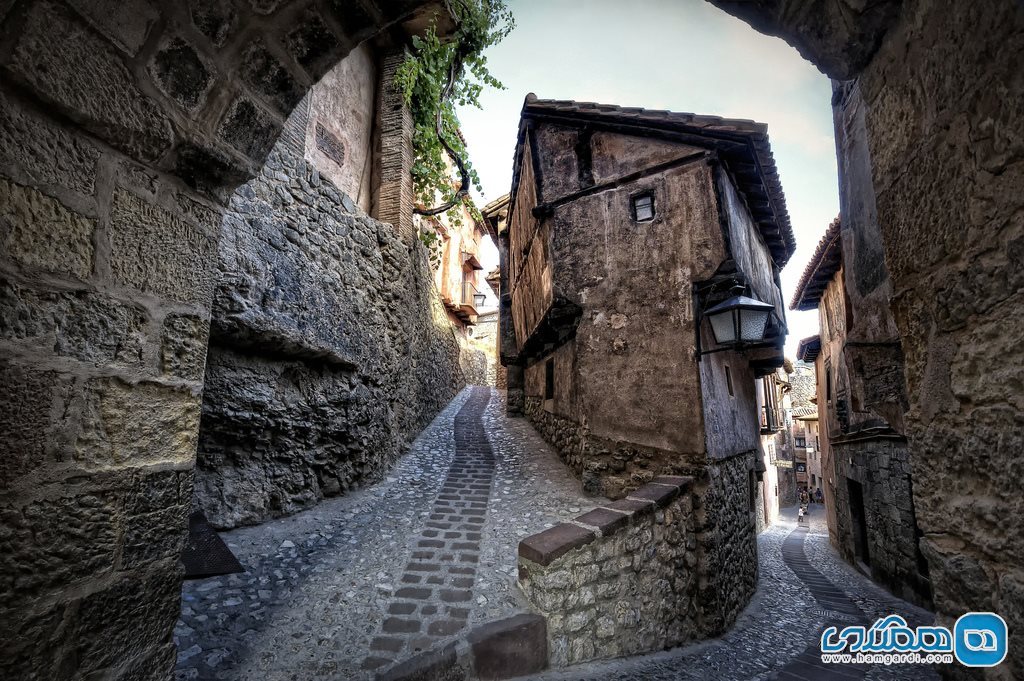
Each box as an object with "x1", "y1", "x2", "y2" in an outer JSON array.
[{"x1": 175, "y1": 388, "x2": 941, "y2": 680}]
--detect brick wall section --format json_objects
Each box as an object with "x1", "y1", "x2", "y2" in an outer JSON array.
[
  {"x1": 374, "y1": 48, "x2": 416, "y2": 244},
  {"x1": 517, "y1": 476, "x2": 701, "y2": 666}
]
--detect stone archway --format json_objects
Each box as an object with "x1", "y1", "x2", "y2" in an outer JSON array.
[
  {"x1": 0, "y1": 2, "x2": 442, "y2": 678},
  {"x1": 710, "y1": 1, "x2": 1024, "y2": 677}
]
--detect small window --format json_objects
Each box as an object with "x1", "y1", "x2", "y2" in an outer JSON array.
[
  {"x1": 631, "y1": 192, "x2": 655, "y2": 221},
  {"x1": 544, "y1": 358, "x2": 555, "y2": 400},
  {"x1": 724, "y1": 365, "x2": 734, "y2": 397}
]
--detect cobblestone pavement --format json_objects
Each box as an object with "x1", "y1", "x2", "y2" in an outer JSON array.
[
  {"x1": 175, "y1": 387, "x2": 593, "y2": 680},
  {"x1": 176, "y1": 388, "x2": 940, "y2": 681},
  {"x1": 359, "y1": 387, "x2": 497, "y2": 672}
]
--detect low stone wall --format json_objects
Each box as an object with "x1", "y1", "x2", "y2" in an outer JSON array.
[{"x1": 517, "y1": 476, "x2": 700, "y2": 666}]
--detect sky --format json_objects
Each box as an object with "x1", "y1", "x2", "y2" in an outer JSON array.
[{"x1": 456, "y1": 0, "x2": 840, "y2": 359}]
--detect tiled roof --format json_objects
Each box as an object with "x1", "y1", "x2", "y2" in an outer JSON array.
[
  {"x1": 796, "y1": 335, "x2": 822, "y2": 363},
  {"x1": 790, "y1": 217, "x2": 842, "y2": 311},
  {"x1": 509, "y1": 94, "x2": 796, "y2": 266}
]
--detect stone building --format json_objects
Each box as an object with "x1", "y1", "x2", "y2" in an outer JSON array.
[
  {"x1": 786, "y1": 361, "x2": 818, "y2": 496},
  {"x1": 500, "y1": 95, "x2": 796, "y2": 647},
  {"x1": 417, "y1": 193, "x2": 494, "y2": 385},
  {"x1": 755, "y1": 367, "x2": 788, "y2": 532},
  {"x1": 792, "y1": 218, "x2": 931, "y2": 607},
  {"x1": 711, "y1": 3, "x2": 1023, "y2": 674},
  {"x1": 502, "y1": 96, "x2": 794, "y2": 500}
]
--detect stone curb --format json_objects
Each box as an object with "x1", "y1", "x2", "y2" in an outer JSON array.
[
  {"x1": 517, "y1": 475, "x2": 695, "y2": 567},
  {"x1": 376, "y1": 613, "x2": 548, "y2": 681}
]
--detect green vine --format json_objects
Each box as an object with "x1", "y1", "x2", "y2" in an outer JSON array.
[{"x1": 394, "y1": 0, "x2": 514, "y2": 233}]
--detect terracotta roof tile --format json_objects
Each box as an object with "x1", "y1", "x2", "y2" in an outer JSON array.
[{"x1": 790, "y1": 217, "x2": 842, "y2": 311}]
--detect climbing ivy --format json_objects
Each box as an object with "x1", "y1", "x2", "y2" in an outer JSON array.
[{"x1": 394, "y1": 0, "x2": 514, "y2": 232}]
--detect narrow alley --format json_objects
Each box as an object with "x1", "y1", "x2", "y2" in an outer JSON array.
[{"x1": 175, "y1": 388, "x2": 937, "y2": 681}]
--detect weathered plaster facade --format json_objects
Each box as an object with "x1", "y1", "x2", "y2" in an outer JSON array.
[{"x1": 504, "y1": 97, "x2": 793, "y2": 501}]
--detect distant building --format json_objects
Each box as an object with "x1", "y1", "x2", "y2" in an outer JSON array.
[{"x1": 793, "y1": 218, "x2": 931, "y2": 606}]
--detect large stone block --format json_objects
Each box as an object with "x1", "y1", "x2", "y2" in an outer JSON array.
[
  {"x1": 190, "y1": 0, "x2": 237, "y2": 47},
  {"x1": 0, "y1": 362, "x2": 71, "y2": 488},
  {"x1": 285, "y1": 10, "x2": 341, "y2": 76},
  {"x1": 217, "y1": 97, "x2": 281, "y2": 161},
  {"x1": 0, "y1": 89, "x2": 101, "y2": 196},
  {"x1": 75, "y1": 378, "x2": 200, "y2": 469},
  {"x1": 0, "y1": 492, "x2": 119, "y2": 602},
  {"x1": 240, "y1": 40, "x2": 306, "y2": 115},
  {"x1": 109, "y1": 188, "x2": 216, "y2": 303},
  {"x1": 65, "y1": 0, "x2": 158, "y2": 55},
  {"x1": 0, "y1": 601, "x2": 66, "y2": 681},
  {"x1": 160, "y1": 312, "x2": 209, "y2": 380},
  {"x1": 148, "y1": 36, "x2": 215, "y2": 114},
  {"x1": 73, "y1": 567, "x2": 181, "y2": 674},
  {"x1": 120, "y1": 503, "x2": 188, "y2": 569},
  {"x1": 0, "y1": 177, "x2": 94, "y2": 279},
  {"x1": 8, "y1": 0, "x2": 173, "y2": 162},
  {"x1": 0, "y1": 277, "x2": 147, "y2": 365}
]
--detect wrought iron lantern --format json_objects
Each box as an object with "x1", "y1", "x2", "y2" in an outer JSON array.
[
  {"x1": 704, "y1": 295, "x2": 774, "y2": 347},
  {"x1": 473, "y1": 292, "x2": 487, "y2": 308}
]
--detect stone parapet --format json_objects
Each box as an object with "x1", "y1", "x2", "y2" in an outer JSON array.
[{"x1": 517, "y1": 476, "x2": 699, "y2": 666}]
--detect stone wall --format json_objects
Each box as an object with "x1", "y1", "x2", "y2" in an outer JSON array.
[
  {"x1": 518, "y1": 461, "x2": 757, "y2": 666},
  {"x1": 708, "y1": 2, "x2": 1024, "y2": 675},
  {"x1": 697, "y1": 451, "x2": 760, "y2": 633},
  {"x1": 0, "y1": 2, "x2": 440, "y2": 678},
  {"x1": 517, "y1": 476, "x2": 699, "y2": 666},
  {"x1": 831, "y1": 436, "x2": 930, "y2": 606},
  {"x1": 195, "y1": 142, "x2": 463, "y2": 528}
]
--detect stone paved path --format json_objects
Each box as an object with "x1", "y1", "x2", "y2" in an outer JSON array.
[
  {"x1": 361, "y1": 387, "x2": 496, "y2": 672},
  {"x1": 175, "y1": 387, "x2": 592, "y2": 681},
  {"x1": 176, "y1": 388, "x2": 941, "y2": 681}
]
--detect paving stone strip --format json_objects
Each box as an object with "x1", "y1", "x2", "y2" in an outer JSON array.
[
  {"x1": 363, "y1": 387, "x2": 496, "y2": 672},
  {"x1": 773, "y1": 525, "x2": 868, "y2": 681}
]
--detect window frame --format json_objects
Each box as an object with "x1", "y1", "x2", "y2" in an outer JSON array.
[{"x1": 630, "y1": 191, "x2": 655, "y2": 222}]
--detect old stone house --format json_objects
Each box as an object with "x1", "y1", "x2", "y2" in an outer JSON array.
[
  {"x1": 786, "y1": 361, "x2": 818, "y2": 495},
  {"x1": 792, "y1": 218, "x2": 931, "y2": 607},
  {"x1": 502, "y1": 96, "x2": 794, "y2": 500},
  {"x1": 499, "y1": 94, "x2": 797, "y2": 649}
]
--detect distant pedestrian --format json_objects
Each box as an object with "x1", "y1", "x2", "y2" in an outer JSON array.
[
  {"x1": 815, "y1": 488, "x2": 824, "y2": 504},
  {"x1": 798, "y1": 506, "x2": 805, "y2": 524}
]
